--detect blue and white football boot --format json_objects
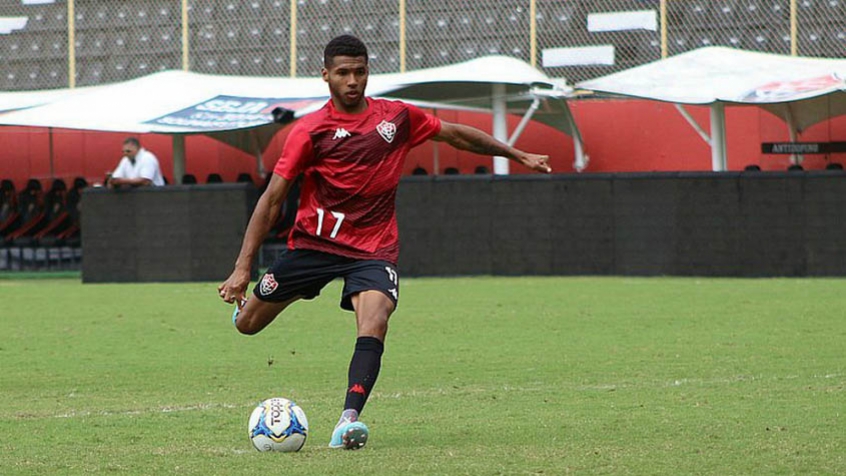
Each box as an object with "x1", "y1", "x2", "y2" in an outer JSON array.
[
  {"x1": 329, "y1": 409, "x2": 369, "y2": 450},
  {"x1": 232, "y1": 298, "x2": 247, "y2": 326}
]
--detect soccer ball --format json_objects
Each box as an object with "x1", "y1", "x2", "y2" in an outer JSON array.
[{"x1": 248, "y1": 397, "x2": 309, "y2": 452}]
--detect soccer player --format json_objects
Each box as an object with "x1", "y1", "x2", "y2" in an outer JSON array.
[{"x1": 218, "y1": 35, "x2": 551, "y2": 450}]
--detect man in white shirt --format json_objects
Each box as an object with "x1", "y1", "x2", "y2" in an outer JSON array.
[{"x1": 107, "y1": 137, "x2": 165, "y2": 187}]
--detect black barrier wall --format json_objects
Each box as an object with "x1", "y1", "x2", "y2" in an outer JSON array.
[
  {"x1": 82, "y1": 184, "x2": 257, "y2": 283},
  {"x1": 396, "y1": 172, "x2": 846, "y2": 277}
]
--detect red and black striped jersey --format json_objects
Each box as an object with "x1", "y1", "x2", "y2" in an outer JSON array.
[{"x1": 273, "y1": 98, "x2": 441, "y2": 264}]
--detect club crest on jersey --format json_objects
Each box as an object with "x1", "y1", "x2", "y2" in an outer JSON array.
[
  {"x1": 376, "y1": 120, "x2": 396, "y2": 143},
  {"x1": 259, "y1": 273, "x2": 278, "y2": 296}
]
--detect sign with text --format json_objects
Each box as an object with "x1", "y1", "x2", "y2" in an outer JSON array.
[
  {"x1": 144, "y1": 96, "x2": 321, "y2": 130},
  {"x1": 762, "y1": 142, "x2": 846, "y2": 154}
]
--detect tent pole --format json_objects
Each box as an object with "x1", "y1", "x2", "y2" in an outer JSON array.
[
  {"x1": 784, "y1": 103, "x2": 802, "y2": 165},
  {"x1": 674, "y1": 104, "x2": 711, "y2": 144},
  {"x1": 559, "y1": 99, "x2": 587, "y2": 172},
  {"x1": 252, "y1": 129, "x2": 266, "y2": 178},
  {"x1": 172, "y1": 135, "x2": 186, "y2": 185},
  {"x1": 492, "y1": 83, "x2": 509, "y2": 175},
  {"x1": 709, "y1": 102, "x2": 727, "y2": 171},
  {"x1": 48, "y1": 127, "x2": 55, "y2": 179},
  {"x1": 507, "y1": 98, "x2": 540, "y2": 146}
]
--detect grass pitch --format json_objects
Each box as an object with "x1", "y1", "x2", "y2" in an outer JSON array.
[{"x1": 1, "y1": 276, "x2": 844, "y2": 475}]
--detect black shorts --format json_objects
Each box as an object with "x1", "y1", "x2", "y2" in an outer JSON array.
[{"x1": 253, "y1": 248, "x2": 399, "y2": 311}]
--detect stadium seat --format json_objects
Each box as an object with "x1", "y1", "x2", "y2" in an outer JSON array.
[
  {"x1": 237, "y1": 173, "x2": 255, "y2": 185},
  {"x1": 381, "y1": 15, "x2": 400, "y2": 41},
  {"x1": 53, "y1": 178, "x2": 87, "y2": 247},
  {"x1": 189, "y1": 2, "x2": 215, "y2": 23},
  {"x1": 77, "y1": 61, "x2": 106, "y2": 86},
  {"x1": 367, "y1": 42, "x2": 399, "y2": 73},
  {"x1": 26, "y1": 4, "x2": 67, "y2": 31},
  {"x1": 713, "y1": 0, "x2": 740, "y2": 26},
  {"x1": 407, "y1": 12, "x2": 428, "y2": 40},
  {"x1": 405, "y1": 48, "x2": 428, "y2": 71},
  {"x1": 75, "y1": 30, "x2": 108, "y2": 57},
  {"x1": 536, "y1": 2, "x2": 576, "y2": 33},
  {"x1": 32, "y1": 179, "x2": 71, "y2": 246},
  {"x1": 193, "y1": 53, "x2": 220, "y2": 74},
  {"x1": 0, "y1": 180, "x2": 18, "y2": 239},
  {"x1": 194, "y1": 24, "x2": 218, "y2": 52},
  {"x1": 296, "y1": 45, "x2": 325, "y2": 77},
  {"x1": 4, "y1": 179, "x2": 45, "y2": 244}
]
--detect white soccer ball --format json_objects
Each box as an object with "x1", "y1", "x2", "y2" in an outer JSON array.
[{"x1": 248, "y1": 397, "x2": 309, "y2": 452}]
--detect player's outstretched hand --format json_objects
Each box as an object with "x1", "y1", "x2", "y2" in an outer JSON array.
[
  {"x1": 519, "y1": 153, "x2": 552, "y2": 173},
  {"x1": 218, "y1": 268, "x2": 250, "y2": 305}
]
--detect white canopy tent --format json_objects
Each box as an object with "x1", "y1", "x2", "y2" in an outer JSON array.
[
  {"x1": 0, "y1": 56, "x2": 580, "y2": 178},
  {"x1": 577, "y1": 47, "x2": 846, "y2": 171}
]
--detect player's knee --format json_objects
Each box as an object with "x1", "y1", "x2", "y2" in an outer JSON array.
[{"x1": 359, "y1": 315, "x2": 389, "y2": 340}]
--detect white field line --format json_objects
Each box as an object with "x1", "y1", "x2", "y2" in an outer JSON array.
[
  {"x1": 12, "y1": 372, "x2": 843, "y2": 420},
  {"x1": 13, "y1": 402, "x2": 244, "y2": 421}
]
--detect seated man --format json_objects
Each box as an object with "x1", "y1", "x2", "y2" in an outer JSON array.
[{"x1": 107, "y1": 137, "x2": 165, "y2": 188}]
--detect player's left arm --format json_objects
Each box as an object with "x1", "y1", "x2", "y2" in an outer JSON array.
[{"x1": 432, "y1": 120, "x2": 551, "y2": 173}]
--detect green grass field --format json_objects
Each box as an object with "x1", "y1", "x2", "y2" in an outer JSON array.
[{"x1": 1, "y1": 276, "x2": 844, "y2": 475}]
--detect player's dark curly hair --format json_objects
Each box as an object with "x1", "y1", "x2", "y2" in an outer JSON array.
[{"x1": 323, "y1": 35, "x2": 368, "y2": 68}]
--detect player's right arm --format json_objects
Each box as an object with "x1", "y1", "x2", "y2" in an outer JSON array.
[{"x1": 218, "y1": 173, "x2": 294, "y2": 305}]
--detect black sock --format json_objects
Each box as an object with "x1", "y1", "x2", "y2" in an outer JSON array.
[{"x1": 344, "y1": 336, "x2": 384, "y2": 415}]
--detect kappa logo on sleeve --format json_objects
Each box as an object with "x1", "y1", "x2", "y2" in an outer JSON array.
[
  {"x1": 376, "y1": 120, "x2": 396, "y2": 143},
  {"x1": 259, "y1": 273, "x2": 278, "y2": 296}
]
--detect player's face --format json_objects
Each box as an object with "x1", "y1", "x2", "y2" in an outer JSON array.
[{"x1": 323, "y1": 55, "x2": 369, "y2": 113}]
